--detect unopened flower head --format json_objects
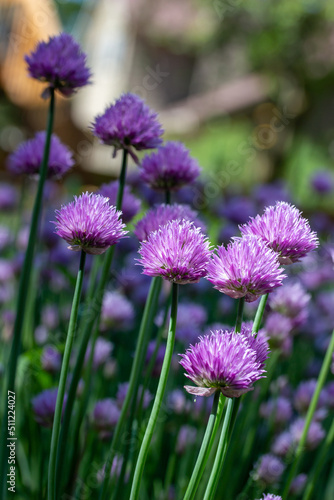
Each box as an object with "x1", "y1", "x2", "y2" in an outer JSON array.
[
  {"x1": 206, "y1": 235, "x2": 286, "y2": 302},
  {"x1": 134, "y1": 203, "x2": 204, "y2": 241},
  {"x1": 140, "y1": 141, "x2": 201, "y2": 191},
  {"x1": 137, "y1": 219, "x2": 211, "y2": 284},
  {"x1": 53, "y1": 192, "x2": 127, "y2": 254},
  {"x1": 240, "y1": 201, "x2": 319, "y2": 265},
  {"x1": 25, "y1": 33, "x2": 91, "y2": 97},
  {"x1": 98, "y1": 181, "x2": 141, "y2": 223},
  {"x1": 7, "y1": 132, "x2": 74, "y2": 179},
  {"x1": 92, "y1": 93, "x2": 163, "y2": 161},
  {"x1": 179, "y1": 328, "x2": 266, "y2": 398}
]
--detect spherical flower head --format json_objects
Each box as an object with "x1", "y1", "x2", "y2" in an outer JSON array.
[
  {"x1": 294, "y1": 380, "x2": 327, "y2": 418},
  {"x1": 140, "y1": 141, "x2": 201, "y2": 191},
  {"x1": 98, "y1": 181, "x2": 141, "y2": 223},
  {"x1": 116, "y1": 382, "x2": 152, "y2": 411},
  {"x1": 176, "y1": 425, "x2": 197, "y2": 454},
  {"x1": 311, "y1": 169, "x2": 333, "y2": 194},
  {"x1": 92, "y1": 93, "x2": 163, "y2": 161},
  {"x1": 271, "y1": 431, "x2": 293, "y2": 457},
  {"x1": 25, "y1": 33, "x2": 91, "y2": 98},
  {"x1": 253, "y1": 454, "x2": 285, "y2": 486},
  {"x1": 260, "y1": 396, "x2": 292, "y2": 425},
  {"x1": 53, "y1": 192, "x2": 127, "y2": 254},
  {"x1": 85, "y1": 338, "x2": 114, "y2": 371},
  {"x1": 7, "y1": 132, "x2": 74, "y2": 179},
  {"x1": 134, "y1": 203, "x2": 205, "y2": 242},
  {"x1": 31, "y1": 388, "x2": 67, "y2": 428},
  {"x1": 269, "y1": 282, "x2": 310, "y2": 328},
  {"x1": 206, "y1": 235, "x2": 286, "y2": 302},
  {"x1": 240, "y1": 202, "x2": 319, "y2": 265},
  {"x1": 41, "y1": 346, "x2": 62, "y2": 373},
  {"x1": 92, "y1": 398, "x2": 120, "y2": 440},
  {"x1": 256, "y1": 494, "x2": 282, "y2": 500},
  {"x1": 137, "y1": 219, "x2": 212, "y2": 284},
  {"x1": 179, "y1": 329, "x2": 266, "y2": 398},
  {"x1": 290, "y1": 418, "x2": 325, "y2": 450},
  {"x1": 264, "y1": 312, "x2": 293, "y2": 349},
  {"x1": 101, "y1": 291, "x2": 135, "y2": 331},
  {"x1": 237, "y1": 323, "x2": 270, "y2": 369},
  {"x1": 0, "y1": 183, "x2": 18, "y2": 210}
]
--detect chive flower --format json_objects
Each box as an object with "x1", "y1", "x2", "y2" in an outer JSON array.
[
  {"x1": 206, "y1": 235, "x2": 286, "y2": 302},
  {"x1": 256, "y1": 495, "x2": 282, "y2": 500},
  {"x1": 98, "y1": 181, "x2": 141, "y2": 223},
  {"x1": 31, "y1": 388, "x2": 67, "y2": 428},
  {"x1": 92, "y1": 93, "x2": 163, "y2": 161},
  {"x1": 25, "y1": 33, "x2": 91, "y2": 98},
  {"x1": 137, "y1": 219, "x2": 211, "y2": 284},
  {"x1": 239, "y1": 201, "x2": 319, "y2": 265},
  {"x1": 140, "y1": 141, "x2": 201, "y2": 191},
  {"x1": 53, "y1": 192, "x2": 127, "y2": 254},
  {"x1": 7, "y1": 132, "x2": 74, "y2": 179},
  {"x1": 179, "y1": 327, "x2": 267, "y2": 397}
]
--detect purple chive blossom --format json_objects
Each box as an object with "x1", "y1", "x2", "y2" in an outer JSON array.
[
  {"x1": 137, "y1": 219, "x2": 212, "y2": 285},
  {"x1": 101, "y1": 291, "x2": 135, "y2": 331},
  {"x1": 156, "y1": 302, "x2": 207, "y2": 345},
  {"x1": 166, "y1": 389, "x2": 190, "y2": 415},
  {"x1": 97, "y1": 456, "x2": 123, "y2": 483},
  {"x1": 293, "y1": 380, "x2": 328, "y2": 419},
  {"x1": 260, "y1": 396, "x2": 292, "y2": 425},
  {"x1": 206, "y1": 235, "x2": 286, "y2": 302},
  {"x1": 253, "y1": 454, "x2": 285, "y2": 486},
  {"x1": 176, "y1": 425, "x2": 197, "y2": 454},
  {"x1": 256, "y1": 495, "x2": 282, "y2": 500},
  {"x1": 92, "y1": 398, "x2": 120, "y2": 440},
  {"x1": 264, "y1": 312, "x2": 293, "y2": 349},
  {"x1": 25, "y1": 33, "x2": 91, "y2": 98},
  {"x1": 92, "y1": 93, "x2": 163, "y2": 161},
  {"x1": 116, "y1": 382, "x2": 152, "y2": 411},
  {"x1": 290, "y1": 418, "x2": 325, "y2": 450},
  {"x1": 53, "y1": 192, "x2": 127, "y2": 254},
  {"x1": 0, "y1": 183, "x2": 18, "y2": 210},
  {"x1": 7, "y1": 132, "x2": 74, "y2": 179},
  {"x1": 31, "y1": 388, "x2": 67, "y2": 428},
  {"x1": 140, "y1": 141, "x2": 201, "y2": 191},
  {"x1": 240, "y1": 201, "x2": 319, "y2": 265},
  {"x1": 41, "y1": 346, "x2": 62, "y2": 373},
  {"x1": 311, "y1": 170, "x2": 333, "y2": 194},
  {"x1": 179, "y1": 329, "x2": 266, "y2": 398},
  {"x1": 269, "y1": 282, "x2": 310, "y2": 328},
  {"x1": 98, "y1": 181, "x2": 141, "y2": 223},
  {"x1": 290, "y1": 474, "x2": 307, "y2": 495},
  {"x1": 84, "y1": 338, "x2": 114, "y2": 371},
  {"x1": 271, "y1": 431, "x2": 293, "y2": 457},
  {"x1": 134, "y1": 203, "x2": 205, "y2": 242}
]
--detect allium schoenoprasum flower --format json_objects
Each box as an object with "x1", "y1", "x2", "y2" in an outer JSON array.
[
  {"x1": 116, "y1": 383, "x2": 152, "y2": 411},
  {"x1": 253, "y1": 454, "x2": 285, "y2": 486},
  {"x1": 137, "y1": 219, "x2": 212, "y2": 284},
  {"x1": 293, "y1": 379, "x2": 328, "y2": 419},
  {"x1": 239, "y1": 201, "x2": 319, "y2": 265},
  {"x1": 7, "y1": 132, "x2": 74, "y2": 179},
  {"x1": 140, "y1": 141, "x2": 201, "y2": 191},
  {"x1": 25, "y1": 33, "x2": 91, "y2": 98},
  {"x1": 269, "y1": 282, "x2": 310, "y2": 328},
  {"x1": 0, "y1": 183, "x2": 18, "y2": 210},
  {"x1": 98, "y1": 181, "x2": 141, "y2": 223},
  {"x1": 31, "y1": 388, "x2": 67, "y2": 428},
  {"x1": 179, "y1": 329, "x2": 266, "y2": 397},
  {"x1": 289, "y1": 474, "x2": 307, "y2": 496},
  {"x1": 53, "y1": 192, "x2": 127, "y2": 255},
  {"x1": 134, "y1": 203, "x2": 205, "y2": 241},
  {"x1": 290, "y1": 418, "x2": 325, "y2": 450},
  {"x1": 256, "y1": 494, "x2": 282, "y2": 500},
  {"x1": 101, "y1": 291, "x2": 135, "y2": 331},
  {"x1": 92, "y1": 93, "x2": 163, "y2": 161},
  {"x1": 206, "y1": 235, "x2": 286, "y2": 302},
  {"x1": 84, "y1": 338, "x2": 114, "y2": 371},
  {"x1": 176, "y1": 425, "x2": 197, "y2": 454},
  {"x1": 260, "y1": 396, "x2": 292, "y2": 425},
  {"x1": 92, "y1": 398, "x2": 120, "y2": 440}
]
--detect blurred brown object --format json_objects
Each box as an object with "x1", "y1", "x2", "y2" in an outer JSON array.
[{"x1": 0, "y1": 0, "x2": 61, "y2": 108}]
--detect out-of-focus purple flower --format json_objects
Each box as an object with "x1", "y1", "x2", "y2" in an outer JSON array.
[
  {"x1": 326, "y1": 381, "x2": 334, "y2": 409},
  {"x1": 92, "y1": 93, "x2": 163, "y2": 161},
  {"x1": 85, "y1": 338, "x2": 114, "y2": 371},
  {"x1": 217, "y1": 223, "x2": 239, "y2": 245},
  {"x1": 241, "y1": 323, "x2": 270, "y2": 369},
  {"x1": 98, "y1": 181, "x2": 141, "y2": 223},
  {"x1": 25, "y1": 33, "x2": 91, "y2": 97},
  {"x1": 0, "y1": 259, "x2": 15, "y2": 282},
  {"x1": 7, "y1": 132, "x2": 74, "y2": 178},
  {"x1": 0, "y1": 226, "x2": 12, "y2": 250},
  {"x1": 116, "y1": 382, "x2": 152, "y2": 411},
  {"x1": 53, "y1": 192, "x2": 127, "y2": 254},
  {"x1": 166, "y1": 389, "x2": 190, "y2": 415},
  {"x1": 101, "y1": 291, "x2": 135, "y2": 331},
  {"x1": 219, "y1": 197, "x2": 257, "y2": 225},
  {"x1": 134, "y1": 203, "x2": 205, "y2": 242},
  {"x1": 0, "y1": 183, "x2": 18, "y2": 210},
  {"x1": 140, "y1": 142, "x2": 201, "y2": 191},
  {"x1": 270, "y1": 376, "x2": 292, "y2": 399},
  {"x1": 137, "y1": 220, "x2": 211, "y2": 284},
  {"x1": 92, "y1": 398, "x2": 120, "y2": 439},
  {"x1": 97, "y1": 456, "x2": 123, "y2": 483},
  {"x1": 269, "y1": 282, "x2": 310, "y2": 328},
  {"x1": 290, "y1": 418, "x2": 325, "y2": 450},
  {"x1": 41, "y1": 346, "x2": 61, "y2": 373},
  {"x1": 179, "y1": 329, "x2": 266, "y2": 398},
  {"x1": 253, "y1": 181, "x2": 290, "y2": 209},
  {"x1": 156, "y1": 302, "x2": 207, "y2": 345},
  {"x1": 32, "y1": 388, "x2": 67, "y2": 428},
  {"x1": 256, "y1": 494, "x2": 282, "y2": 500},
  {"x1": 264, "y1": 312, "x2": 293, "y2": 349},
  {"x1": 271, "y1": 431, "x2": 293, "y2": 457},
  {"x1": 206, "y1": 236, "x2": 286, "y2": 302},
  {"x1": 145, "y1": 340, "x2": 166, "y2": 377},
  {"x1": 240, "y1": 202, "x2": 319, "y2": 265},
  {"x1": 294, "y1": 380, "x2": 328, "y2": 419},
  {"x1": 176, "y1": 425, "x2": 197, "y2": 454},
  {"x1": 253, "y1": 454, "x2": 285, "y2": 486},
  {"x1": 311, "y1": 170, "x2": 333, "y2": 193},
  {"x1": 41, "y1": 305, "x2": 59, "y2": 330},
  {"x1": 260, "y1": 396, "x2": 292, "y2": 425},
  {"x1": 290, "y1": 474, "x2": 307, "y2": 495}
]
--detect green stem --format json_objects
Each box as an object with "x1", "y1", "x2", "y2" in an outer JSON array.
[
  {"x1": 165, "y1": 189, "x2": 171, "y2": 204},
  {"x1": 48, "y1": 250, "x2": 86, "y2": 500},
  {"x1": 235, "y1": 297, "x2": 245, "y2": 333},
  {"x1": 0, "y1": 89, "x2": 55, "y2": 499},
  {"x1": 100, "y1": 277, "x2": 162, "y2": 500},
  {"x1": 204, "y1": 398, "x2": 234, "y2": 500},
  {"x1": 55, "y1": 150, "x2": 128, "y2": 495},
  {"x1": 282, "y1": 328, "x2": 334, "y2": 500},
  {"x1": 183, "y1": 391, "x2": 222, "y2": 500},
  {"x1": 129, "y1": 283, "x2": 179, "y2": 500},
  {"x1": 252, "y1": 294, "x2": 268, "y2": 334}
]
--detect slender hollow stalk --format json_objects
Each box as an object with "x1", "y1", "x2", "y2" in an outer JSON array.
[
  {"x1": 183, "y1": 391, "x2": 222, "y2": 500},
  {"x1": 48, "y1": 250, "x2": 86, "y2": 500},
  {"x1": 55, "y1": 151, "x2": 128, "y2": 495},
  {"x1": 0, "y1": 89, "x2": 55, "y2": 498},
  {"x1": 165, "y1": 189, "x2": 171, "y2": 204},
  {"x1": 99, "y1": 277, "x2": 163, "y2": 500},
  {"x1": 252, "y1": 293, "x2": 268, "y2": 334},
  {"x1": 129, "y1": 283, "x2": 179, "y2": 500},
  {"x1": 235, "y1": 297, "x2": 245, "y2": 333},
  {"x1": 204, "y1": 398, "x2": 234, "y2": 500},
  {"x1": 282, "y1": 328, "x2": 334, "y2": 500}
]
